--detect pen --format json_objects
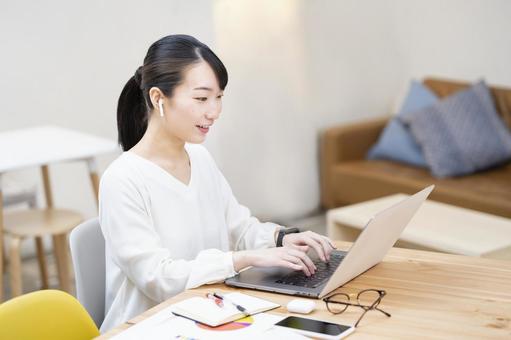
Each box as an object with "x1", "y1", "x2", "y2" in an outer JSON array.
[
  {"x1": 206, "y1": 293, "x2": 224, "y2": 307},
  {"x1": 212, "y1": 292, "x2": 250, "y2": 316}
]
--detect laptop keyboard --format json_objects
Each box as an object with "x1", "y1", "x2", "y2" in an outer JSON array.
[{"x1": 275, "y1": 252, "x2": 345, "y2": 288}]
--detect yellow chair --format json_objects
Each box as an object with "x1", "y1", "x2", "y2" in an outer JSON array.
[{"x1": 0, "y1": 289, "x2": 99, "y2": 340}]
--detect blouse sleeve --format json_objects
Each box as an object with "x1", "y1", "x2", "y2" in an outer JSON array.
[{"x1": 99, "y1": 170, "x2": 237, "y2": 303}]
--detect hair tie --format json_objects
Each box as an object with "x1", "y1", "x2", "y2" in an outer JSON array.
[{"x1": 134, "y1": 66, "x2": 143, "y2": 87}]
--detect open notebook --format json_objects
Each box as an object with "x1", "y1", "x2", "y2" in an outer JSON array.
[{"x1": 170, "y1": 292, "x2": 280, "y2": 327}]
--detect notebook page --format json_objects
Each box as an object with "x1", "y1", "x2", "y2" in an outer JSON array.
[
  {"x1": 224, "y1": 292, "x2": 280, "y2": 314},
  {"x1": 171, "y1": 297, "x2": 240, "y2": 324}
]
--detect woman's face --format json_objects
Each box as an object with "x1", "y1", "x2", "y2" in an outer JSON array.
[{"x1": 160, "y1": 61, "x2": 223, "y2": 144}]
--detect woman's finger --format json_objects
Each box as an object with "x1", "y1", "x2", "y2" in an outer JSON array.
[
  {"x1": 278, "y1": 259, "x2": 302, "y2": 271},
  {"x1": 283, "y1": 253, "x2": 310, "y2": 276},
  {"x1": 300, "y1": 232, "x2": 327, "y2": 262},
  {"x1": 310, "y1": 233, "x2": 334, "y2": 260},
  {"x1": 292, "y1": 244, "x2": 309, "y2": 253},
  {"x1": 292, "y1": 256, "x2": 312, "y2": 276},
  {"x1": 289, "y1": 248, "x2": 316, "y2": 275},
  {"x1": 323, "y1": 236, "x2": 337, "y2": 249}
]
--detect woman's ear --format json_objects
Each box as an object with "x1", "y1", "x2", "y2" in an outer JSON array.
[{"x1": 148, "y1": 87, "x2": 164, "y2": 108}]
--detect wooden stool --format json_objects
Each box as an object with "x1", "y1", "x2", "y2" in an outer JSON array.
[
  {"x1": 4, "y1": 209, "x2": 83, "y2": 296},
  {"x1": 1, "y1": 176, "x2": 37, "y2": 276},
  {"x1": 2, "y1": 164, "x2": 98, "y2": 297}
]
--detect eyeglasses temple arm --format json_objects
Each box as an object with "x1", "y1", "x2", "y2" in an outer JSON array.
[{"x1": 375, "y1": 307, "x2": 391, "y2": 317}]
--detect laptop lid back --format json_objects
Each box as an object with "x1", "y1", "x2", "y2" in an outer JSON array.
[{"x1": 319, "y1": 185, "x2": 434, "y2": 297}]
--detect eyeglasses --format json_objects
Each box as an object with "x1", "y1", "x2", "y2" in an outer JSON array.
[{"x1": 323, "y1": 289, "x2": 391, "y2": 328}]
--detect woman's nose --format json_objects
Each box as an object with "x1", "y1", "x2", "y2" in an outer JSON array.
[{"x1": 206, "y1": 101, "x2": 221, "y2": 120}]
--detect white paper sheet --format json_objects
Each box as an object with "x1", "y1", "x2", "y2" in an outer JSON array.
[{"x1": 110, "y1": 304, "x2": 305, "y2": 340}]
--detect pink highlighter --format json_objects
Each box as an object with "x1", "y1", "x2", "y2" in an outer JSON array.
[{"x1": 206, "y1": 293, "x2": 224, "y2": 307}]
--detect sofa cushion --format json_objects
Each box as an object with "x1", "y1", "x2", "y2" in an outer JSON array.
[
  {"x1": 367, "y1": 81, "x2": 438, "y2": 167},
  {"x1": 330, "y1": 160, "x2": 511, "y2": 218},
  {"x1": 400, "y1": 81, "x2": 511, "y2": 178}
]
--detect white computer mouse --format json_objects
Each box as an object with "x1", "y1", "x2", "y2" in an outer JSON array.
[{"x1": 286, "y1": 299, "x2": 316, "y2": 314}]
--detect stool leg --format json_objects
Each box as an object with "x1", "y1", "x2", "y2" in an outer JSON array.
[
  {"x1": 0, "y1": 241, "x2": 3, "y2": 302},
  {"x1": 1, "y1": 239, "x2": 5, "y2": 302},
  {"x1": 53, "y1": 233, "x2": 71, "y2": 293},
  {"x1": 35, "y1": 236, "x2": 49, "y2": 289},
  {"x1": 2, "y1": 240, "x2": 7, "y2": 273},
  {"x1": 9, "y1": 237, "x2": 22, "y2": 297}
]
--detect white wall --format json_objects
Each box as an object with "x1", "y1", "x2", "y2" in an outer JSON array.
[
  {"x1": 389, "y1": 0, "x2": 511, "y2": 86},
  {"x1": 210, "y1": 0, "x2": 404, "y2": 221},
  {"x1": 211, "y1": 0, "x2": 511, "y2": 222},
  {"x1": 212, "y1": 0, "x2": 313, "y2": 221},
  {"x1": 1, "y1": 0, "x2": 510, "y2": 226},
  {"x1": 0, "y1": 0, "x2": 216, "y2": 218}
]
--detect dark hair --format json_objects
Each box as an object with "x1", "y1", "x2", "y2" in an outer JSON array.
[{"x1": 117, "y1": 34, "x2": 228, "y2": 151}]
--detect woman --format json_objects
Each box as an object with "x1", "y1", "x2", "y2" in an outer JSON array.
[{"x1": 99, "y1": 34, "x2": 334, "y2": 332}]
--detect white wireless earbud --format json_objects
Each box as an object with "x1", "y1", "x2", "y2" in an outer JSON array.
[{"x1": 158, "y1": 99, "x2": 164, "y2": 117}]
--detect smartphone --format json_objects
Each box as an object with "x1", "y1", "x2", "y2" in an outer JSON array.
[{"x1": 274, "y1": 316, "x2": 354, "y2": 339}]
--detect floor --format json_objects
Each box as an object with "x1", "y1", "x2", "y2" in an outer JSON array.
[{"x1": 2, "y1": 252, "x2": 76, "y2": 299}]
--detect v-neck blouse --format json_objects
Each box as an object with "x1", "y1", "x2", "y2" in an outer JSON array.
[
  {"x1": 125, "y1": 147, "x2": 195, "y2": 192},
  {"x1": 98, "y1": 143, "x2": 280, "y2": 332}
]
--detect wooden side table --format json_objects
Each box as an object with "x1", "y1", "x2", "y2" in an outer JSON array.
[
  {"x1": 0, "y1": 125, "x2": 118, "y2": 301},
  {"x1": 327, "y1": 194, "x2": 511, "y2": 260}
]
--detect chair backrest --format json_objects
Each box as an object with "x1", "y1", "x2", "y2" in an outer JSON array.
[
  {"x1": 70, "y1": 217, "x2": 105, "y2": 329},
  {"x1": 0, "y1": 289, "x2": 99, "y2": 340}
]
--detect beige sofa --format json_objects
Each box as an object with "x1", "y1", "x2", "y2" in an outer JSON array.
[{"x1": 320, "y1": 78, "x2": 511, "y2": 218}]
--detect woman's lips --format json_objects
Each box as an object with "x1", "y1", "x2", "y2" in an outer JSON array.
[{"x1": 197, "y1": 125, "x2": 210, "y2": 134}]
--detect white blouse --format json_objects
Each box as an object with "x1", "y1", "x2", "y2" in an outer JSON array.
[{"x1": 98, "y1": 143, "x2": 280, "y2": 332}]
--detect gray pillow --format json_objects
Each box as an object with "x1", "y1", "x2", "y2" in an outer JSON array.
[{"x1": 399, "y1": 81, "x2": 511, "y2": 178}]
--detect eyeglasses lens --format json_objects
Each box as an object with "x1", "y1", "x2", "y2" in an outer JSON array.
[
  {"x1": 326, "y1": 293, "x2": 350, "y2": 314},
  {"x1": 358, "y1": 290, "x2": 382, "y2": 308}
]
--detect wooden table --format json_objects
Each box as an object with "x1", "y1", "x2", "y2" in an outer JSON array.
[
  {"x1": 0, "y1": 125, "x2": 118, "y2": 301},
  {"x1": 98, "y1": 242, "x2": 511, "y2": 339},
  {"x1": 327, "y1": 194, "x2": 511, "y2": 260}
]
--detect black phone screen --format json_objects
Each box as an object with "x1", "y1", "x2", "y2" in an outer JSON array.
[{"x1": 275, "y1": 316, "x2": 351, "y2": 336}]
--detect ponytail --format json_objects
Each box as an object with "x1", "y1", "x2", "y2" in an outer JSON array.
[{"x1": 117, "y1": 73, "x2": 147, "y2": 151}]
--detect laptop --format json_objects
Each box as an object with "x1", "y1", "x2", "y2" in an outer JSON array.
[{"x1": 225, "y1": 185, "x2": 434, "y2": 298}]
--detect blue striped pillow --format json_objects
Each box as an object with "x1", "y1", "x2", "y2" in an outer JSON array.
[
  {"x1": 400, "y1": 81, "x2": 511, "y2": 178},
  {"x1": 367, "y1": 81, "x2": 437, "y2": 167}
]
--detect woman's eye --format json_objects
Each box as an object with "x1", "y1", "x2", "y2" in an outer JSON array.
[{"x1": 195, "y1": 97, "x2": 207, "y2": 102}]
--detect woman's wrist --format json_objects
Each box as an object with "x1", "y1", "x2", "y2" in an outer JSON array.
[
  {"x1": 276, "y1": 227, "x2": 300, "y2": 247},
  {"x1": 274, "y1": 227, "x2": 281, "y2": 245},
  {"x1": 274, "y1": 225, "x2": 285, "y2": 246},
  {"x1": 232, "y1": 250, "x2": 252, "y2": 272}
]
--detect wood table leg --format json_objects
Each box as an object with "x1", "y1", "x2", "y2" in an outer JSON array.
[
  {"x1": 89, "y1": 172, "x2": 100, "y2": 206},
  {"x1": 53, "y1": 233, "x2": 71, "y2": 293},
  {"x1": 9, "y1": 236, "x2": 22, "y2": 297},
  {"x1": 0, "y1": 182, "x2": 4, "y2": 302},
  {"x1": 2, "y1": 245, "x2": 6, "y2": 274},
  {"x1": 87, "y1": 158, "x2": 100, "y2": 208},
  {"x1": 35, "y1": 236, "x2": 49, "y2": 289},
  {"x1": 0, "y1": 246, "x2": 3, "y2": 302}
]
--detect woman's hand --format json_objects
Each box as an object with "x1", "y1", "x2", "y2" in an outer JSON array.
[
  {"x1": 233, "y1": 246, "x2": 317, "y2": 276},
  {"x1": 282, "y1": 231, "x2": 336, "y2": 262}
]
